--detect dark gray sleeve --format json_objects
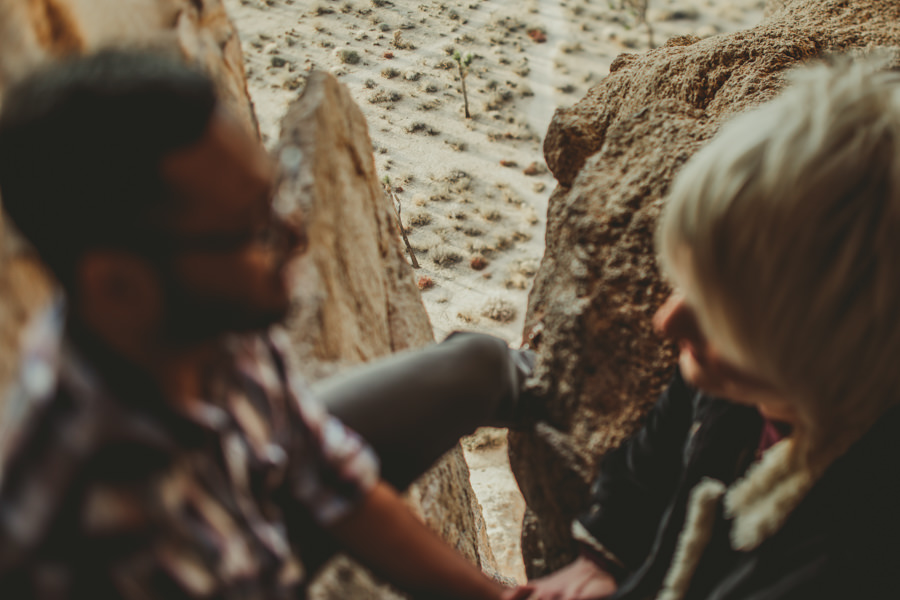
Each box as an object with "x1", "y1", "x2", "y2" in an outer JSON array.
[{"x1": 313, "y1": 331, "x2": 534, "y2": 489}]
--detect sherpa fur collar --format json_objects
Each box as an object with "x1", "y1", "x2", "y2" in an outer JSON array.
[
  {"x1": 655, "y1": 439, "x2": 816, "y2": 600},
  {"x1": 724, "y1": 438, "x2": 815, "y2": 551},
  {"x1": 656, "y1": 477, "x2": 726, "y2": 600}
]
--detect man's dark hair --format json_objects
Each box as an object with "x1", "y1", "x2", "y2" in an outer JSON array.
[{"x1": 0, "y1": 49, "x2": 218, "y2": 289}]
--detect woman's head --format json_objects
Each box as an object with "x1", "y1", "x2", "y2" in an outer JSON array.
[{"x1": 657, "y1": 59, "x2": 900, "y2": 464}]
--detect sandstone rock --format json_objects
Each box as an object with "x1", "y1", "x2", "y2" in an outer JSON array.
[
  {"x1": 0, "y1": 0, "x2": 256, "y2": 132},
  {"x1": 510, "y1": 0, "x2": 900, "y2": 578},
  {"x1": 276, "y1": 71, "x2": 498, "y2": 598},
  {"x1": 0, "y1": 0, "x2": 257, "y2": 405}
]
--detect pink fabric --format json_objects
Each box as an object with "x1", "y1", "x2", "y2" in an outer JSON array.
[{"x1": 758, "y1": 415, "x2": 792, "y2": 455}]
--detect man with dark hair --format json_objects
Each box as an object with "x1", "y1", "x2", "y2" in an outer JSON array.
[{"x1": 0, "y1": 50, "x2": 531, "y2": 599}]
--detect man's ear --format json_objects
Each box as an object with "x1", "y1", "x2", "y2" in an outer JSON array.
[{"x1": 76, "y1": 250, "x2": 162, "y2": 327}]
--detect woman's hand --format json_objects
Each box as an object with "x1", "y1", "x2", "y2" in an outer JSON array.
[
  {"x1": 520, "y1": 556, "x2": 618, "y2": 600},
  {"x1": 501, "y1": 586, "x2": 536, "y2": 600}
]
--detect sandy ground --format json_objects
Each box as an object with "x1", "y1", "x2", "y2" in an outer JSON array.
[{"x1": 223, "y1": 0, "x2": 764, "y2": 583}]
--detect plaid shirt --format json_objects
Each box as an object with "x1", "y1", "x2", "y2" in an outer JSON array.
[{"x1": 0, "y1": 304, "x2": 379, "y2": 599}]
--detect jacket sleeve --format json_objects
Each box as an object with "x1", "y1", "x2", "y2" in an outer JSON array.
[{"x1": 574, "y1": 367, "x2": 698, "y2": 572}]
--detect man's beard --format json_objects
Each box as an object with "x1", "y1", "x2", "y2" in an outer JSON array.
[{"x1": 159, "y1": 273, "x2": 290, "y2": 344}]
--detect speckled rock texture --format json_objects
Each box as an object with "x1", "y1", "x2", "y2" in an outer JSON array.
[
  {"x1": 0, "y1": 0, "x2": 256, "y2": 131},
  {"x1": 0, "y1": 0, "x2": 257, "y2": 405},
  {"x1": 276, "y1": 71, "x2": 497, "y2": 599},
  {"x1": 509, "y1": 0, "x2": 900, "y2": 578}
]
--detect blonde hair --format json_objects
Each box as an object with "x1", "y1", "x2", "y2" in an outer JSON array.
[{"x1": 658, "y1": 59, "x2": 900, "y2": 470}]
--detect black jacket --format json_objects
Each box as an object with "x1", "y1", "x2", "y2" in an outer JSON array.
[{"x1": 577, "y1": 369, "x2": 900, "y2": 600}]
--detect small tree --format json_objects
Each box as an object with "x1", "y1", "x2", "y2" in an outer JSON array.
[
  {"x1": 382, "y1": 176, "x2": 420, "y2": 268},
  {"x1": 452, "y1": 50, "x2": 474, "y2": 118},
  {"x1": 616, "y1": 0, "x2": 653, "y2": 49}
]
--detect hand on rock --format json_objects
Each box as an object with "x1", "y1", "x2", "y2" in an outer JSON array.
[
  {"x1": 522, "y1": 556, "x2": 618, "y2": 600},
  {"x1": 500, "y1": 585, "x2": 535, "y2": 600}
]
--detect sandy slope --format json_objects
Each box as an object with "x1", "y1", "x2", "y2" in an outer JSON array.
[{"x1": 223, "y1": 0, "x2": 764, "y2": 582}]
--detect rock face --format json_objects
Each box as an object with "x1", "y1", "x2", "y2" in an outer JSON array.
[
  {"x1": 509, "y1": 0, "x2": 900, "y2": 578},
  {"x1": 269, "y1": 70, "x2": 499, "y2": 597},
  {"x1": 0, "y1": 0, "x2": 257, "y2": 405},
  {"x1": 0, "y1": 0, "x2": 255, "y2": 131}
]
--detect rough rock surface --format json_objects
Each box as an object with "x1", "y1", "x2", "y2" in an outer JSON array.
[
  {"x1": 0, "y1": 0, "x2": 255, "y2": 131},
  {"x1": 509, "y1": 0, "x2": 900, "y2": 578},
  {"x1": 272, "y1": 70, "x2": 497, "y2": 598},
  {"x1": 0, "y1": 0, "x2": 257, "y2": 405}
]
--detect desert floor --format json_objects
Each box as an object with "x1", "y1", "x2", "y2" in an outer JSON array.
[{"x1": 223, "y1": 0, "x2": 765, "y2": 582}]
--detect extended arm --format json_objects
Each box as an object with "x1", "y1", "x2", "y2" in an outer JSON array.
[
  {"x1": 315, "y1": 331, "x2": 535, "y2": 489},
  {"x1": 329, "y1": 481, "x2": 525, "y2": 600}
]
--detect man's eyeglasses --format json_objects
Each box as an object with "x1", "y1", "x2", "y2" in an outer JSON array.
[
  {"x1": 111, "y1": 213, "x2": 306, "y2": 257},
  {"x1": 163, "y1": 216, "x2": 304, "y2": 254}
]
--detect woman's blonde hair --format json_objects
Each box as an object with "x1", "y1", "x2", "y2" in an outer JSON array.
[{"x1": 658, "y1": 58, "x2": 900, "y2": 470}]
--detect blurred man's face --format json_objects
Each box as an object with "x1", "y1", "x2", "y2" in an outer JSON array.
[{"x1": 157, "y1": 110, "x2": 306, "y2": 342}]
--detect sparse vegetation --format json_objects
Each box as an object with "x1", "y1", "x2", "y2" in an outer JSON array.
[
  {"x1": 381, "y1": 66, "x2": 400, "y2": 79},
  {"x1": 337, "y1": 48, "x2": 361, "y2": 64},
  {"x1": 368, "y1": 89, "x2": 402, "y2": 104},
  {"x1": 481, "y1": 297, "x2": 517, "y2": 323},
  {"x1": 444, "y1": 138, "x2": 466, "y2": 151},
  {"x1": 614, "y1": 0, "x2": 654, "y2": 48},
  {"x1": 236, "y1": 0, "x2": 713, "y2": 349},
  {"x1": 406, "y1": 122, "x2": 440, "y2": 135},
  {"x1": 407, "y1": 211, "x2": 433, "y2": 226},
  {"x1": 392, "y1": 30, "x2": 416, "y2": 49},
  {"x1": 432, "y1": 245, "x2": 463, "y2": 266},
  {"x1": 452, "y1": 50, "x2": 474, "y2": 118},
  {"x1": 383, "y1": 177, "x2": 419, "y2": 268},
  {"x1": 418, "y1": 99, "x2": 442, "y2": 111}
]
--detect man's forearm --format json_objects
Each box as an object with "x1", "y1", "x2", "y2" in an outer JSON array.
[{"x1": 328, "y1": 481, "x2": 506, "y2": 600}]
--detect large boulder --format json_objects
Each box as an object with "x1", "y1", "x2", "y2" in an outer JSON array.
[
  {"x1": 0, "y1": 0, "x2": 257, "y2": 404},
  {"x1": 275, "y1": 70, "x2": 497, "y2": 598},
  {"x1": 509, "y1": 0, "x2": 900, "y2": 578}
]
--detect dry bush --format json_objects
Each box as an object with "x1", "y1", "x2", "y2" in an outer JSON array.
[
  {"x1": 431, "y1": 245, "x2": 463, "y2": 266},
  {"x1": 368, "y1": 90, "x2": 402, "y2": 104},
  {"x1": 481, "y1": 298, "x2": 517, "y2": 323},
  {"x1": 406, "y1": 211, "x2": 432, "y2": 226}
]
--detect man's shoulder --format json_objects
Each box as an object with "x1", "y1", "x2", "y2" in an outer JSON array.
[
  {"x1": 0, "y1": 380, "x2": 117, "y2": 558},
  {"x1": 1, "y1": 372, "x2": 106, "y2": 475},
  {"x1": 0, "y1": 332, "x2": 177, "y2": 531}
]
